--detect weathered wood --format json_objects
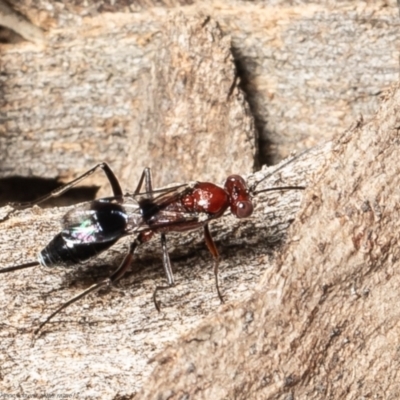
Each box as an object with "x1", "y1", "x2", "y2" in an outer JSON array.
[
  {"x1": 0, "y1": 12, "x2": 255, "y2": 198},
  {"x1": 216, "y1": 1, "x2": 399, "y2": 163},
  {"x1": 0, "y1": 0, "x2": 45, "y2": 43},
  {"x1": 4, "y1": 1, "x2": 399, "y2": 163},
  {"x1": 0, "y1": 145, "x2": 328, "y2": 396}
]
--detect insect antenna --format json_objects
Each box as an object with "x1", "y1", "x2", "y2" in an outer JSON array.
[
  {"x1": 249, "y1": 147, "x2": 313, "y2": 194},
  {"x1": 0, "y1": 261, "x2": 39, "y2": 273},
  {"x1": 253, "y1": 185, "x2": 306, "y2": 196}
]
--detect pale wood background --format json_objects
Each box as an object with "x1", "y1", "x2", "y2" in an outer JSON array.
[{"x1": 0, "y1": 1, "x2": 399, "y2": 398}]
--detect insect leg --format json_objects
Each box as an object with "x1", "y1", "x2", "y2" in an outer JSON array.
[
  {"x1": 203, "y1": 223, "x2": 224, "y2": 303},
  {"x1": 152, "y1": 233, "x2": 175, "y2": 312},
  {"x1": 0, "y1": 260, "x2": 39, "y2": 274},
  {"x1": 34, "y1": 237, "x2": 141, "y2": 335},
  {"x1": 249, "y1": 147, "x2": 314, "y2": 193},
  {"x1": 11, "y1": 162, "x2": 123, "y2": 210},
  {"x1": 134, "y1": 170, "x2": 183, "y2": 311},
  {"x1": 133, "y1": 167, "x2": 153, "y2": 196}
]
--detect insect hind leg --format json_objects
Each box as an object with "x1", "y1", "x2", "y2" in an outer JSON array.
[
  {"x1": 34, "y1": 237, "x2": 142, "y2": 336},
  {"x1": 0, "y1": 260, "x2": 39, "y2": 274},
  {"x1": 10, "y1": 162, "x2": 123, "y2": 210}
]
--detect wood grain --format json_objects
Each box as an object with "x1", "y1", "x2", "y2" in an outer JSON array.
[{"x1": 0, "y1": 1, "x2": 399, "y2": 398}]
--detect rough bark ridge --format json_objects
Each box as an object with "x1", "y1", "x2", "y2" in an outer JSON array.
[
  {"x1": 140, "y1": 86, "x2": 400, "y2": 399},
  {"x1": 2, "y1": 0, "x2": 398, "y2": 163},
  {"x1": 0, "y1": 0, "x2": 45, "y2": 43},
  {"x1": 0, "y1": 0, "x2": 400, "y2": 170},
  {"x1": 0, "y1": 11, "x2": 255, "y2": 200}
]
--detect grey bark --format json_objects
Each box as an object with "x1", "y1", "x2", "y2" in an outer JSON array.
[
  {"x1": 0, "y1": 1, "x2": 399, "y2": 398},
  {"x1": 0, "y1": 1, "x2": 398, "y2": 185},
  {"x1": 0, "y1": 11, "x2": 255, "y2": 199},
  {"x1": 0, "y1": 0, "x2": 44, "y2": 43},
  {"x1": 2, "y1": 0, "x2": 398, "y2": 164}
]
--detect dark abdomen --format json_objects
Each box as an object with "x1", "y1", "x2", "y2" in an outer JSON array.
[{"x1": 39, "y1": 234, "x2": 118, "y2": 267}]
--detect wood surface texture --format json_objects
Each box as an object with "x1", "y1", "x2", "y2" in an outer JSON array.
[{"x1": 0, "y1": 0, "x2": 399, "y2": 398}]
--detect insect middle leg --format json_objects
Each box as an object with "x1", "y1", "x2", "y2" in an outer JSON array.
[
  {"x1": 203, "y1": 223, "x2": 224, "y2": 303},
  {"x1": 152, "y1": 233, "x2": 175, "y2": 312},
  {"x1": 133, "y1": 168, "x2": 179, "y2": 311},
  {"x1": 152, "y1": 224, "x2": 224, "y2": 310}
]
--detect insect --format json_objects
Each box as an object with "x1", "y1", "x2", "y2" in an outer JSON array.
[{"x1": 0, "y1": 152, "x2": 307, "y2": 334}]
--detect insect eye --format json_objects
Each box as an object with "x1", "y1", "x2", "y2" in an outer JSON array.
[{"x1": 235, "y1": 201, "x2": 253, "y2": 218}]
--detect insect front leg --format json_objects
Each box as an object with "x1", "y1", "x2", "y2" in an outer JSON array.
[
  {"x1": 11, "y1": 162, "x2": 123, "y2": 210},
  {"x1": 203, "y1": 223, "x2": 224, "y2": 303}
]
